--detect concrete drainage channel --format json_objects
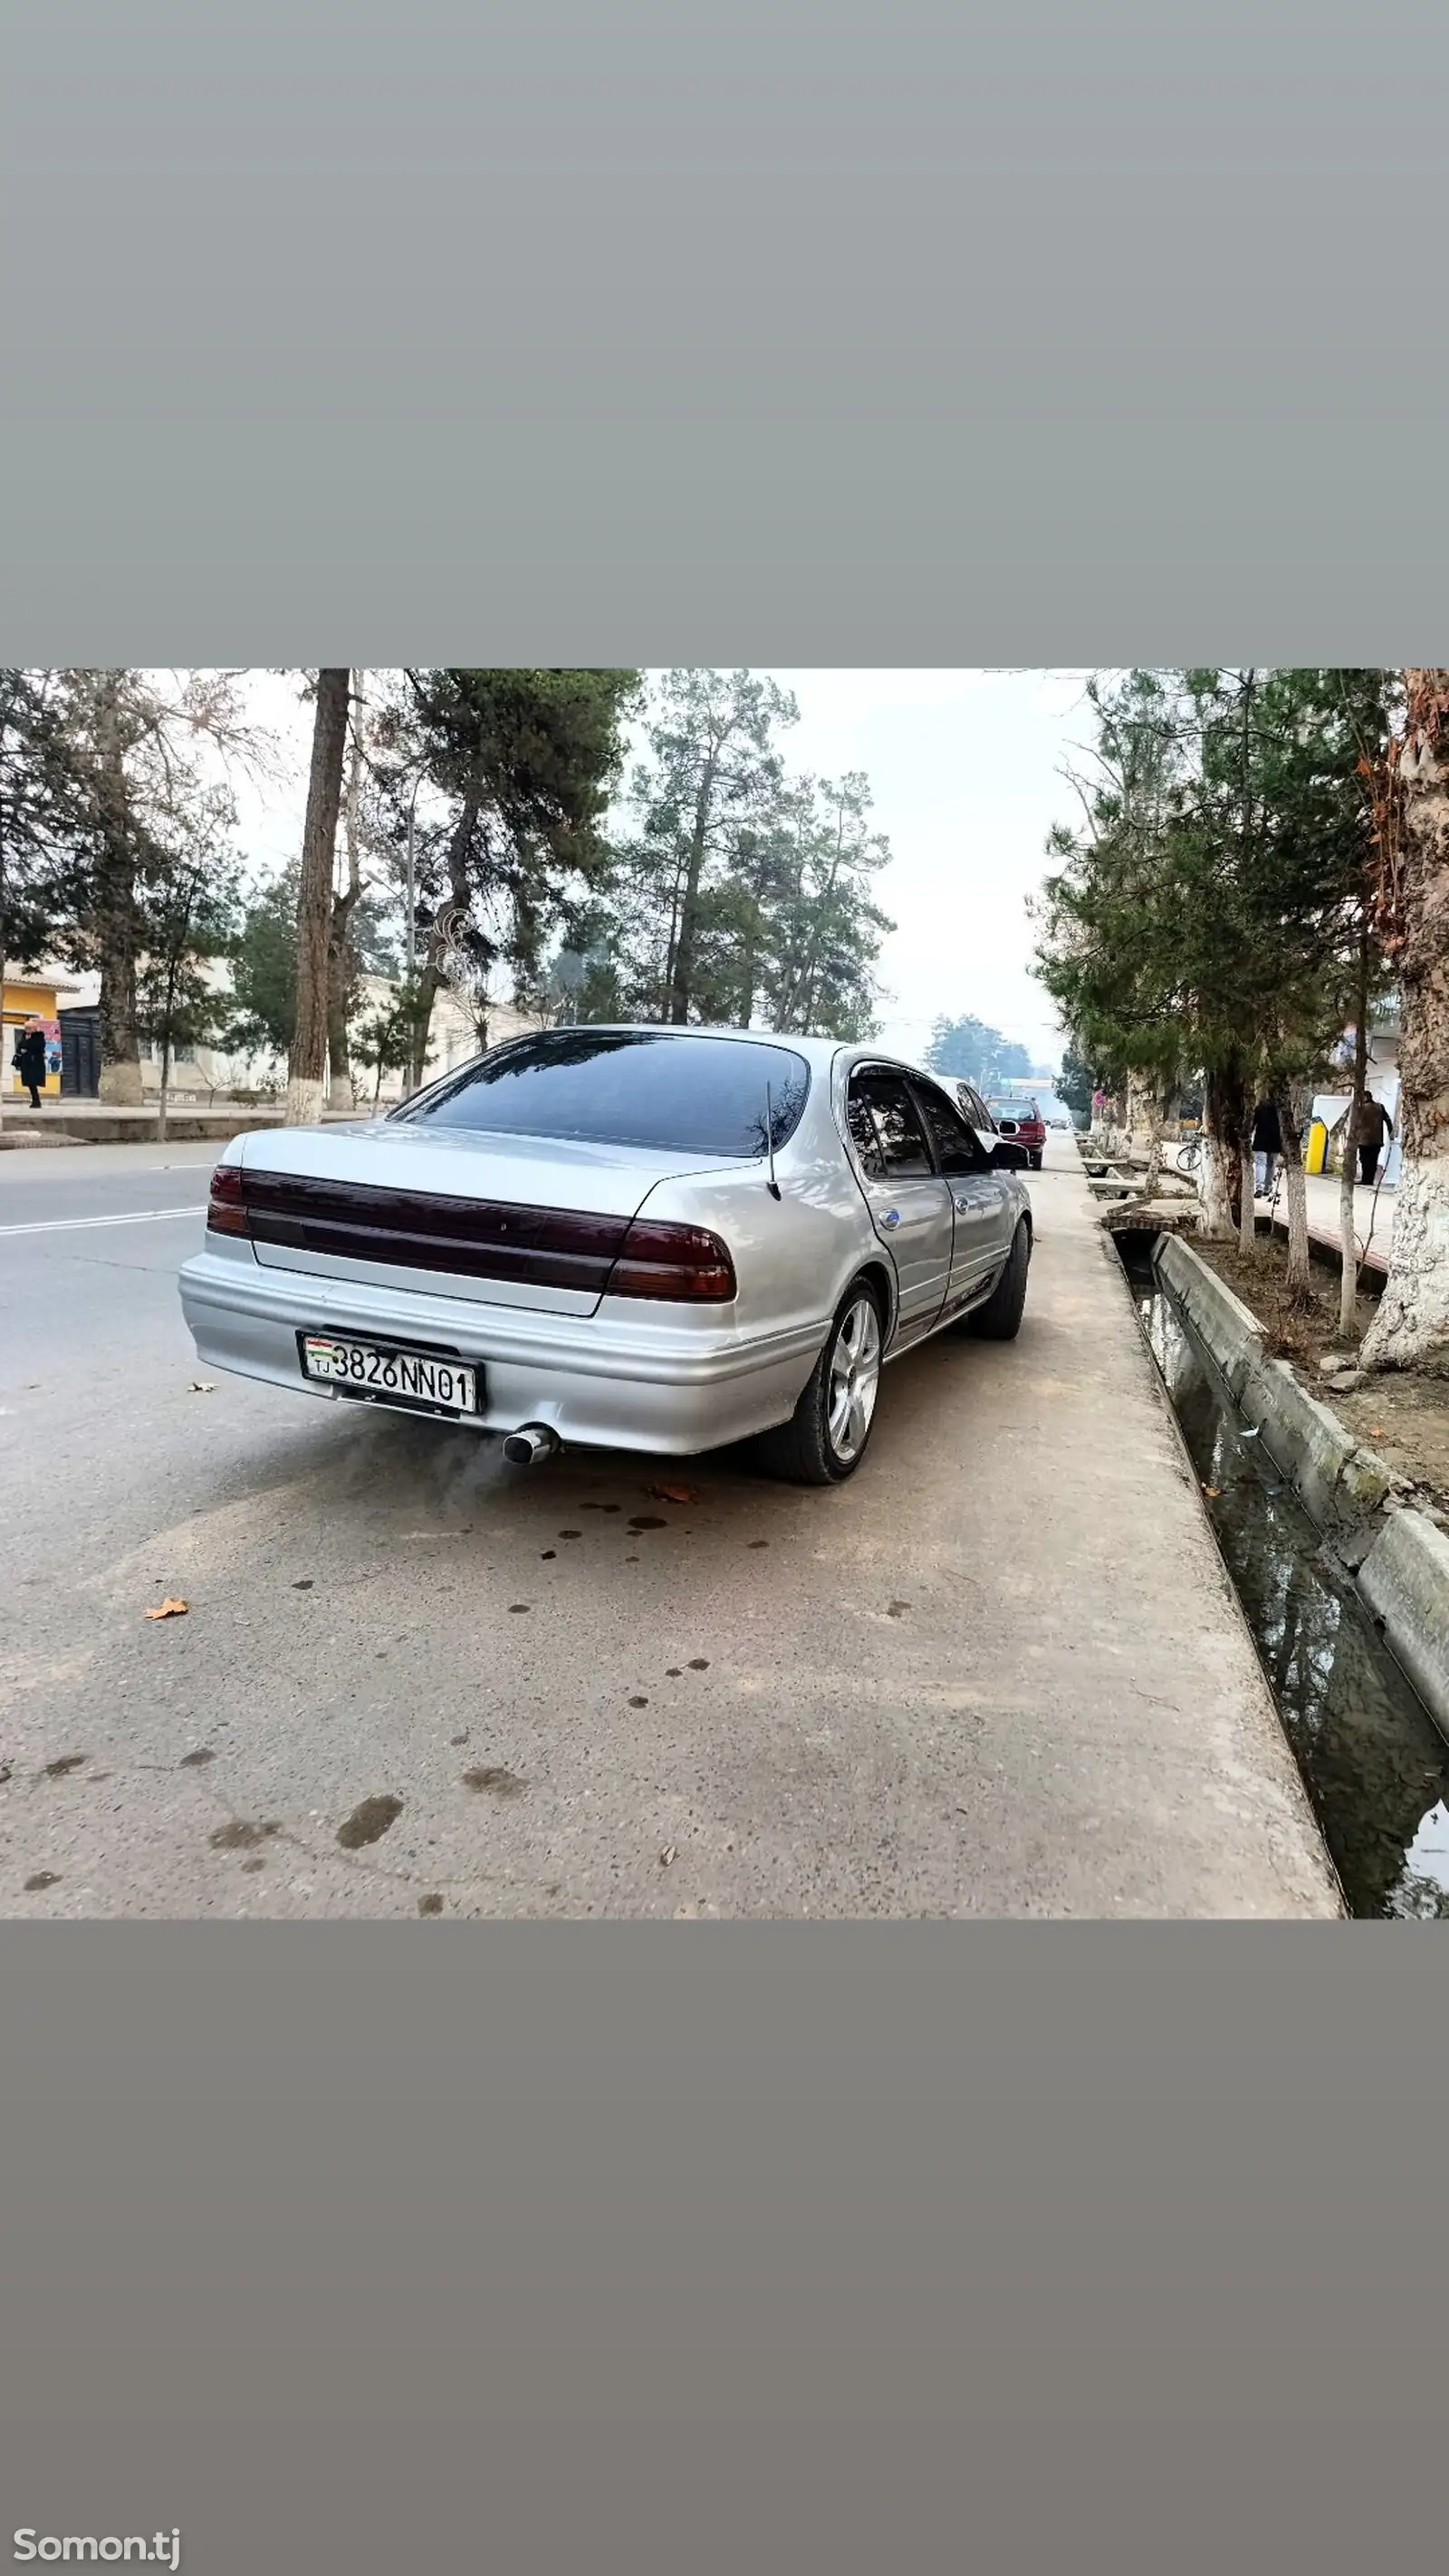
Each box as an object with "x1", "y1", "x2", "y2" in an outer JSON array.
[{"x1": 1118, "y1": 1229, "x2": 1449, "y2": 1919}]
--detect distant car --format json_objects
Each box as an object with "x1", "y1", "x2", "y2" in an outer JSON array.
[
  {"x1": 986, "y1": 1097, "x2": 1047, "y2": 1169},
  {"x1": 179, "y1": 1027, "x2": 1035, "y2": 1487}
]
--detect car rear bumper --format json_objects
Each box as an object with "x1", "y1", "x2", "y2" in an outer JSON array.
[{"x1": 178, "y1": 1247, "x2": 825, "y2": 1455}]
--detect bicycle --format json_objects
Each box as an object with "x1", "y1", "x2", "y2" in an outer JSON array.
[{"x1": 1175, "y1": 1135, "x2": 1203, "y2": 1176}]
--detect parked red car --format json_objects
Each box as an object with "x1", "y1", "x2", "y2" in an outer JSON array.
[{"x1": 986, "y1": 1097, "x2": 1046, "y2": 1170}]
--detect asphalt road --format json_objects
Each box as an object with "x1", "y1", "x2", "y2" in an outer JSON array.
[{"x1": 0, "y1": 1131, "x2": 1339, "y2": 1918}]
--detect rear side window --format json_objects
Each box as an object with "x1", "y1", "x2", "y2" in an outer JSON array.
[
  {"x1": 392, "y1": 1030, "x2": 811, "y2": 1158},
  {"x1": 847, "y1": 1072, "x2": 935, "y2": 1180},
  {"x1": 912, "y1": 1083, "x2": 989, "y2": 1176}
]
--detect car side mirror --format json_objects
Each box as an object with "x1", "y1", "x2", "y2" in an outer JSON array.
[{"x1": 991, "y1": 1139, "x2": 1030, "y2": 1170}]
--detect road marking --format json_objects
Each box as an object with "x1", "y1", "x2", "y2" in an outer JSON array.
[{"x1": 0, "y1": 1206, "x2": 208, "y2": 1238}]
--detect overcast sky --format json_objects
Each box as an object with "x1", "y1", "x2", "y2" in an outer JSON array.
[{"x1": 229, "y1": 669, "x2": 1092, "y2": 1072}]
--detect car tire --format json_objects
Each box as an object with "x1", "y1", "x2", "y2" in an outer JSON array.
[
  {"x1": 758, "y1": 1276, "x2": 886, "y2": 1485},
  {"x1": 962, "y1": 1220, "x2": 1031, "y2": 1341},
  {"x1": 1029, "y1": 1150, "x2": 1043, "y2": 1170}
]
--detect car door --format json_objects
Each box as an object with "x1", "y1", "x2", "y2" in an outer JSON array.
[
  {"x1": 909, "y1": 1079, "x2": 1014, "y2": 1314},
  {"x1": 845, "y1": 1067, "x2": 955, "y2": 1342}
]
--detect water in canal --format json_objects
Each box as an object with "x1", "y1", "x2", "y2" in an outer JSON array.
[{"x1": 1121, "y1": 1236, "x2": 1449, "y2": 1919}]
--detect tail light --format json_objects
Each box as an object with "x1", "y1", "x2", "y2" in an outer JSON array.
[
  {"x1": 207, "y1": 1162, "x2": 249, "y2": 1237},
  {"x1": 606, "y1": 1217, "x2": 736, "y2": 1302}
]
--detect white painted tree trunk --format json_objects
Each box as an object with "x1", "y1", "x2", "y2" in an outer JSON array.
[
  {"x1": 1361, "y1": 673, "x2": 1449, "y2": 1372},
  {"x1": 1238, "y1": 1141, "x2": 1258, "y2": 1255},
  {"x1": 1143, "y1": 1101, "x2": 1165, "y2": 1195},
  {"x1": 1200, "y1": 1132, "x2": 1233, "y2": 1237},
  {"x1": 284, "y1": 1072, "x2": 327, "y2": 1129},
  {"x1": 1126, "y1": 1071, "x2": 1150, "y2": 1158},
  {"x1": 1338, "y1": 1140, "x2": 1360, "y2": 1340},
  {"x1": 1275, "y1": 1091, "x2": 1310, "y2": 1291},
  {"x1": 98, "y1": 1059, "x2": 145, "y2": 1107}
]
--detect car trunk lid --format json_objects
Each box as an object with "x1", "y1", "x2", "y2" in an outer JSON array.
[{"x1": 231, "y1": 1123, "x2": 739, "y2": 1315}]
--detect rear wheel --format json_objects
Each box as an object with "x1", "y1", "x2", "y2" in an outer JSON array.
[
  {"x1": 1029, "y1": 1149, "x2": 1043, "y2": 1170},
  {"x1": 758, "y1": 1278, "x2": 884, "y2": 1485},
  {"x1": 962, "y1": 1219, "x2": 1031, "y2": 1341}
]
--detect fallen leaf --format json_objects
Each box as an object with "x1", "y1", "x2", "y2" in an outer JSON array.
[
  {"x1": 649, "y1": 1484, "x2": 697, "y2": 1505},
  {"x1": 659, "y1": 1844, "x2": 677, "y2": 1867},
  {"x1": 1202, "y1": 1486, "x2": 1222, "y2": 1500},
  {"x1": 145, "y1": 1597, "x2": 189, "y2": 1620},
  {"x1": 190, "y1": 1379, "x2": 216, "y2": 1393}
]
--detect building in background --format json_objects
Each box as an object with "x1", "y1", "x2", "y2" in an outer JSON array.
[
  {"x1": 9, "y1": 958, "x2": 544, "y2": 1105},
  {"x1": 3, "y1": 968, "x2": 88, "y2": 1099}
]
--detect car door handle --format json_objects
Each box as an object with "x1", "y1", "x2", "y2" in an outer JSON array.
[
  {"x1": 881, "y1": 1208, "x2": 901, "y2": 1228},
  {"x1": 954, "y1": 1196, "x2": 974, "y2": 1213}
]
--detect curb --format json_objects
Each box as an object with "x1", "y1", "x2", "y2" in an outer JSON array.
[{"x1": 1151, "y1": 1231, "x2": 1449, "y2": 1741}]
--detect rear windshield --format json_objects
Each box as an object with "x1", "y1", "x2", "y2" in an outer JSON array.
[{"x1": 393, "y1": 1030, "x2": 812, "y2": 1157}]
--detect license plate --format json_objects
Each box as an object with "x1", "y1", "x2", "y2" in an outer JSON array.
[{"x1": 300, "y1": 1334, "x2": 480, "y2": 1415}]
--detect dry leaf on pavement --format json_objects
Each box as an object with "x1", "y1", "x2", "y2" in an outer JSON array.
[
  {"x1": 190, "y1": 1380, "x2": 216, "y2": 1393},
  {"x1": 145, "y1": 1598, "x2": 190, "y2": 1620},
  {"x1": 659, "y1": 1844, "x2": 677, "y2": 1867},
  {"x1": 648, "y1": 1484, "x2": 697, "y2": 1505}
]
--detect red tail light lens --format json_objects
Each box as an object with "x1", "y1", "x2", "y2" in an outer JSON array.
[
  {"x1": 607, "y1": 1217, "x2": 736, "y2": 1302},
  {"x1": 207, "y1": 1162, "x2": 249, "y2": 1237}
]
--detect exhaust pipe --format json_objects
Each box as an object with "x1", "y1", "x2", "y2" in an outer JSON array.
[{"x1": 503, "y1": 1423, "x2": 561, "y2": 1467}]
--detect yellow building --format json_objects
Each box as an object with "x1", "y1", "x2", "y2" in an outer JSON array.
[{"x1": 3, "y1": 974, "x2": 64, "y2": 1097}]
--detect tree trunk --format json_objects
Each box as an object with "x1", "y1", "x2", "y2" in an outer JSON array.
[
  {"x1": 94, "y1": 675, "x2": 145, "y2": 1106},
  {"x1": 1126, "y1": 1071, "x2": 1151, "y2": 1159},
  {"x1": 0, "y1": 791, "x2": 8, "y2": 1138},
  {"x1": 285, "y1": 668, "x2": 350, "y2": 1127},
  {"x1": 667, "y1": 755, "x2": 716, "y2": 1025},
  {"x1": 1199, "y1": 1067, "x2": 1240, "y2": 1239},
  {"x1": 408, "y1": 962, "x2": 437, "y2": 1092},
  {"x1": 1238, "y1": 1138, "x2": 1258, "y2": 1255},
  {"x1": 1142, "y1": 1081, "x2": 1170, "y2": 1194},
  {"x1": 1336, "y1": 937, "x2": 1371, "y2": 1339},
  {"x1": 1275, "y1": 1087, "x2": 1310, "y2": 1293},
  {"x1": 326, "y1": 932, "x2": 355, "y2": 1110},
  {"x1": 1361, "y1": 672, "x2": 1449, "y2": 1372},
  {"x1": 327, "y1": 702, "x2": 366, "y2": 1110},
  {"x1": 412, "y1": 773, "x2": 485, "y2": 1089},
  {"x1": 738, "y1": 917, "x2": 756, "y2": 1030}
]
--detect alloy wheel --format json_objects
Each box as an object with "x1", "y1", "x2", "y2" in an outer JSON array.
[{"x1": 826, "y1": 1293, "x2": 881, "y2": 1465}]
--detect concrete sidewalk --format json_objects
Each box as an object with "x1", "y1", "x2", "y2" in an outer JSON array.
[{"x1": 1270, "y1": 1171, "x2": 1396, "y2": 1275}]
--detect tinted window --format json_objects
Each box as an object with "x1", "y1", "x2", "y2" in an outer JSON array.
[
  {"x1": 913, "y1": 1083, "x2": 988, "y2": 1176},
  {"x1": 393, "y1": 1030, "x2": 811, "y2": 1158},
  {"x1": 848, "y1": 1072, "x2": 935, "y2": 1180}
]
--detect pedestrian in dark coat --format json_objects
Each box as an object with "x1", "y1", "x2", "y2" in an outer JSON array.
[
  {"x1": 12, "y1": 1017, "x2": 47, "y2": 1110},
  {"x1": 1251, "y1": 1098, "x2": 1282, "y2": 1198},
  {"x1": 1352, "y1": 1093, "x2": 1393, "y2": 1188}
]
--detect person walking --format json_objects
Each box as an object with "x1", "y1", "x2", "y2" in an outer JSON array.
[
  {"x1": 12, "y1": 1015, "x2": 48, "y2": 1110},
  {"x1": 1251, "y1": 1097, "x2": 1282, "y2": 1199},
  {"x1": 1353, "y1": 1091, "x2": 1394, "y2": 1188}
]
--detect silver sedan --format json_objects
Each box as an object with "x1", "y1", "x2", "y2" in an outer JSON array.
[{"x1": 178, "y1": 1027, "x2": 1033, "y2": 1484}]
